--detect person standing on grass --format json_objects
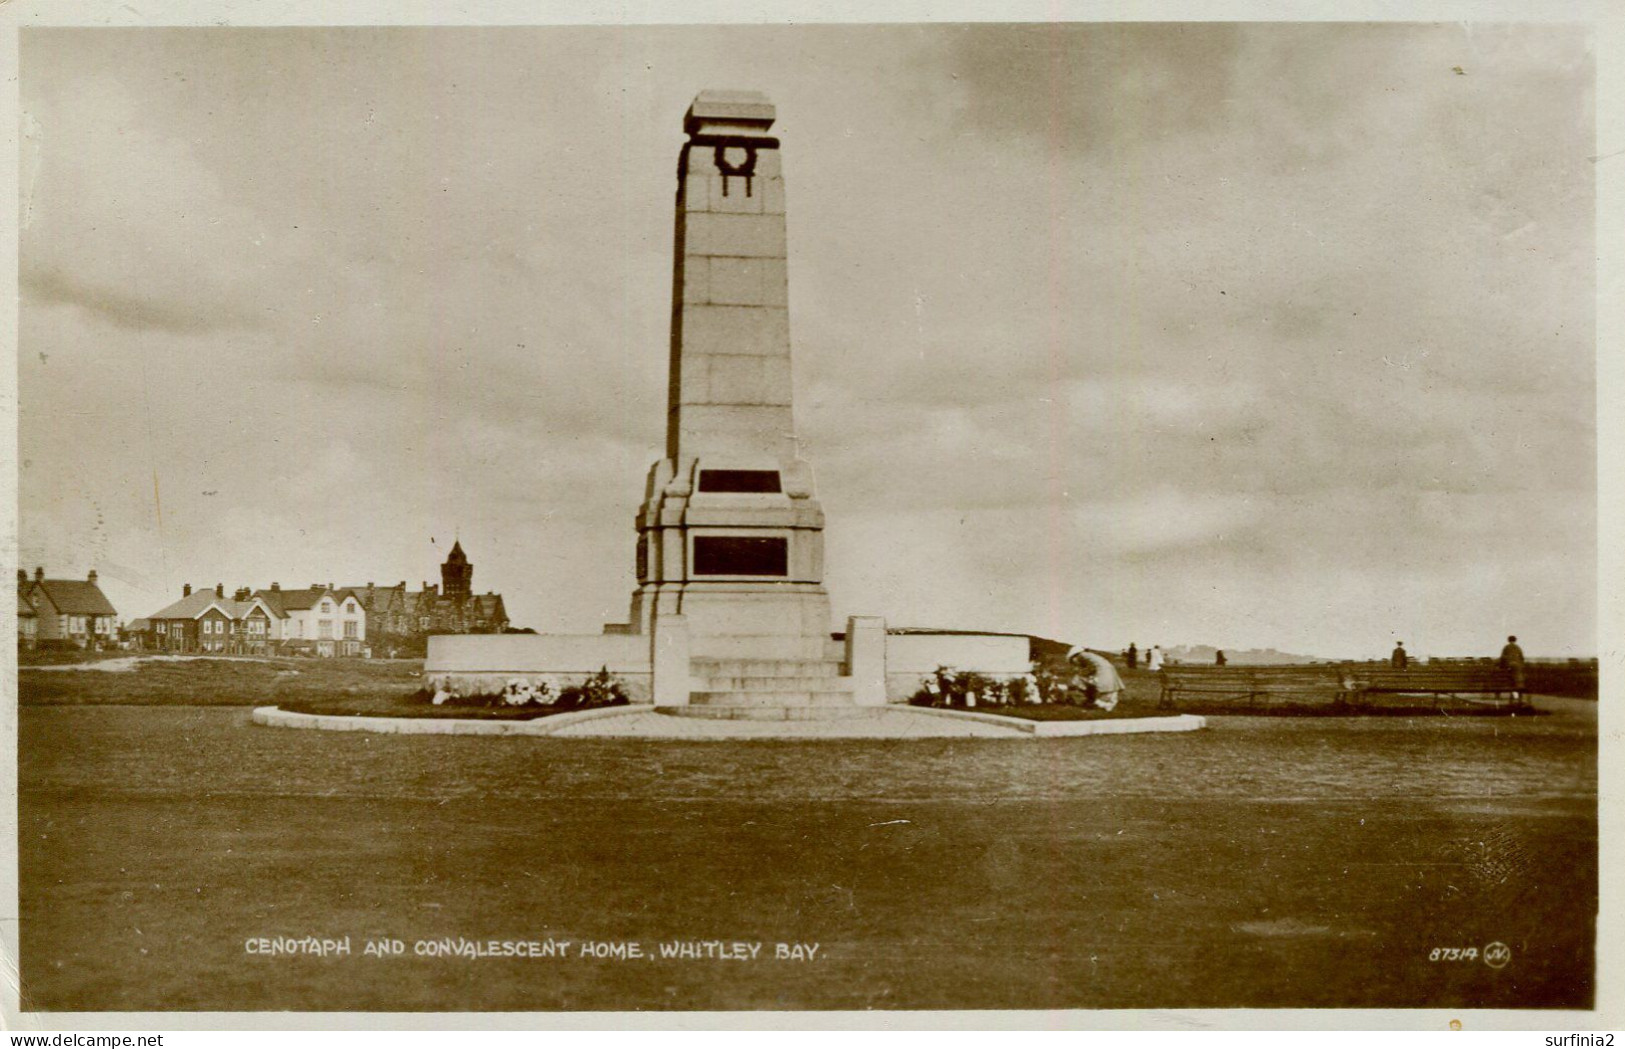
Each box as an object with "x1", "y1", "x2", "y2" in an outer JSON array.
[
  {"x1": 1127, "y1": 642, "x2": 1139, "y2": 669},
  {"x1": 1067, "y1": 647, "x2": 1124, "y2": 712},
  {"x1": 1499, "y1": 635, "x2": 1526, "y2": 703},
  {"x1": 1146, "y1": 645, "x2": 1164, "y2": 672},
  {"x1": 1215, "y1": 650, "x2": 1227, "y2": 667},
  {"x1": 1391, "y1": 641, "x2": 1408, "y2": 669}
]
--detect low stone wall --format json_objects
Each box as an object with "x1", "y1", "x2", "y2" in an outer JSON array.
[
  {"x1": 426, "y1": 633, "x2": 651, "y2": 700},
  {"x1": 425, "y1": 629, "x2": 1035, "y2": 706},
  {"x1": 883, "y1": 632, "x2": 1032, "y2": 701},
  {"x1": 905, "y1": 706, "x2": 1205, "y2": 736},
  {"x1": 254, "y1": 704, "x2": 652, "y2": 735}
]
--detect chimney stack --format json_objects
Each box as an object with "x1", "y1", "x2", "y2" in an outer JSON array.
[
  {"x1": 215, "y1": 583, "x2": 224, "y2": 598},
  {"x1": 234, "y1": 587, "x2": 250, "y2": 602},
  {"x1": 17, "y1": 569, "x2": 26, "y2": 585},
  {"x1": 183, "y1": 584, "x2": 192, "y2": 597},
  {"x1": 88, "y1": 569, "x2": 98, "y2": 585},
  {"x1": 271, "y1": 582, "x2": 280, "y2": 592},
  {"x1": 34, "y1": 567, "x2": 44, "y2": 583}
]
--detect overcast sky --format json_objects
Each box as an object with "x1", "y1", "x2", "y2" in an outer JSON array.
[{"x1": 18, "y1": 23, "x2": 1596, "y2": 657}]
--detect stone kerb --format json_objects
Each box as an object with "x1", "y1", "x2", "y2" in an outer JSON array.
[
  {"x1": 252, "y1": 704, "x2": 655, "y2": 736},
  {"x1": 905, "y1": 707, "x2": 1207, "y2": 737}
]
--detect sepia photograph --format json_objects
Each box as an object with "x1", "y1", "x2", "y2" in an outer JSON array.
[{"x1": 5, "y1": 6, "x2": 1612, "y2": 1027}]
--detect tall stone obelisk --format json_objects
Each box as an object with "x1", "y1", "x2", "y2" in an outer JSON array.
[{"x1": 629, "y1": 91, "x2": 832, "y2": 662}]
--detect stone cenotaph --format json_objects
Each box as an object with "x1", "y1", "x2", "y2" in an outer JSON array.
[
  {"x1": 629, "y1": 91, "x2": 832, "y2": 662},
  {"x1": 424, "y1": 92, "x2": 1032, "y2": 718}
]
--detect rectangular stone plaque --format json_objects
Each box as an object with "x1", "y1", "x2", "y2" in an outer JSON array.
[
  {"x1": 692, "y1": 536, "x2": 788, "y2": 576},
  {"x1": 698, "y1": 469, "x2": 782, "y2": 493}
]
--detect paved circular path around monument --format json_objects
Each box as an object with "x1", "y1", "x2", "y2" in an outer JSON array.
[
  {"x1": 254, "y1": 704, "x2": 1205, "y2": 740},
  {"x1": 550, "y1": 707, "x2": 1025, "y2": 738}
]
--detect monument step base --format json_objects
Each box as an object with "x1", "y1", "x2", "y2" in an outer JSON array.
[
  {"x1": 659, "y1": 704, "x2": 881, "y2": 722},
  {"x1": 688, "y1": 637, "x2": 832, "y2": 662},
  {"x1": 690, "y1": 689, "x2": 857, "y2": 707},
  {"x1": 693, "y1": 675, "x2": 856, "y2": 692},
  {"x1": 689, "y1": 658, "x2": 842, "y2": 679}
]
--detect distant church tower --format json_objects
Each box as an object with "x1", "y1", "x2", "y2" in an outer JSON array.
[{"x1": 441, "y1": 540, "x2": 473, "y2": 600}]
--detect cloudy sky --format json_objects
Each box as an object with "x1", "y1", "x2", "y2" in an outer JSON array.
[{"x1": 18, "y1": 22, "x2": 1596, "y2": 657}]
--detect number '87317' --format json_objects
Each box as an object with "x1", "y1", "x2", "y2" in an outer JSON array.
[{"x1": 1429, "y1": 947, "x2": 1478, "y2": 961}]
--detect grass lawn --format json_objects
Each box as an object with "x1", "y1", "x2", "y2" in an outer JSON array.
[
  {"x1": 1103, "y1": 666, "x2": 1558, "y2": 718},
  {"x1": 939, "y1": 702, "x2": 1153, "y2": 721},
  {"x1": 18, "y1": 700, "x2": 1596, "y2": 1012},
  {"x1": 277, "y1": 691, "x2": 627, "y2": 721},
  {"x1": 17, "y1": 656, "x2": 424, "y2": 707},
  {"x1": 18, "y1": 648, "x2": 144, "y2": 667}
]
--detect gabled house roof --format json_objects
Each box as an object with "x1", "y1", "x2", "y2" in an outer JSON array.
[
  {"x1": 150, "y1": 591, "x2": 281, "y2": 622},
  {"x1": 253, "y1": 587, "x2": 365, "y2": 615},
  {"x1": 33, "y1": 579, "x2": 119, "y2": 616},
  {"x1": 148, "y1": 590, "x2": 231, "y2": 621},
  {"x1": 197, "y1": 598, "x2": 275, "y2": 621},
  {"x1": 18, "y1": 593, "x2": 37, "y2": 618},
  {"x1": 254, "y1": 587, "x2": 323, "y2": 613},
  {"x1": 340, "y1": 583, "x2": 406, "y2": 613}
]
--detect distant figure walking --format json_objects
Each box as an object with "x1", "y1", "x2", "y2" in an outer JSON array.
[
  {"x1": 1126, "y1": 643, "x2": 1139, "y2": 670},
  {"x1": 1391, "y1": 641, "x2": 1408, "y2": 669},
  {"x1": 1067, "y1": 647, "x2": 1125, "y2": 711},
  {"x1": 1499, "y1": 635, "x2": 1526, "y2": 703},
  {"x1": 1147, "y1": 645, "x2": 1164, "y2": 672},
  {"x1": 1215, "y1": 650, "x2": 1227, "y2": 667}
]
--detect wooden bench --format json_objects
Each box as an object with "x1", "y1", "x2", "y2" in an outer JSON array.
[
  {"x1": 1158, "y1": 665, "x2": 1355, "y2": 709},
  {"x1": 1346, "y1": 665, "x2": 1525, "y2": 707}
]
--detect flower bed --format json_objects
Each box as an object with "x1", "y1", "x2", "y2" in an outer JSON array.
[{"x1": 278, "y1": 668, "x2": 633, "y2": 721}]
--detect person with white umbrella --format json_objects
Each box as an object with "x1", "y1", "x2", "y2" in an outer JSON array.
[{"x1": 1066, "y1": 646, "x2": 1126, "y2": 711}]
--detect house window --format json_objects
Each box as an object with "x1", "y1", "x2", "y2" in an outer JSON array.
[
  {"x1": 321, "y1": 601, "x2": 333, "y2": 613},
  {"x1": 344, "y1": 621, "x2": 357, "y2": 639},
  {"x1": 318, "y1": 620, "x2": 332, "y2": 639},
  {"x1": 346, "y1": 602, "x2": 357, "y2": 613}
]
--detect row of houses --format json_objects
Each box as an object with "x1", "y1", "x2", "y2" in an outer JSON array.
[
  {"x1": 18, "y1": 542, "x2": 510, "y2": 657},
  {"x1": 128, "y1": 542, "x2": 509, "y2": 657},
  {"x1": 134, "y1": 583, "x2": 370, "y2": 657}
]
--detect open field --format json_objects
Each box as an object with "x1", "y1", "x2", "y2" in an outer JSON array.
[
  {"x1": 17, "y1": 656, "x2": 424, "y2": 707},
  {"x1": 19, "y1": 698, "x2": 1595, "y2": 1012},
  {"x1": 19, "y1": 656, "x2": 1588, "y2": 720}
]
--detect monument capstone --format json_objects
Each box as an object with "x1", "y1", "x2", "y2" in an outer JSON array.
[{"x1": 424, "y1": 92, "x2": 1033, "y2": 718}]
